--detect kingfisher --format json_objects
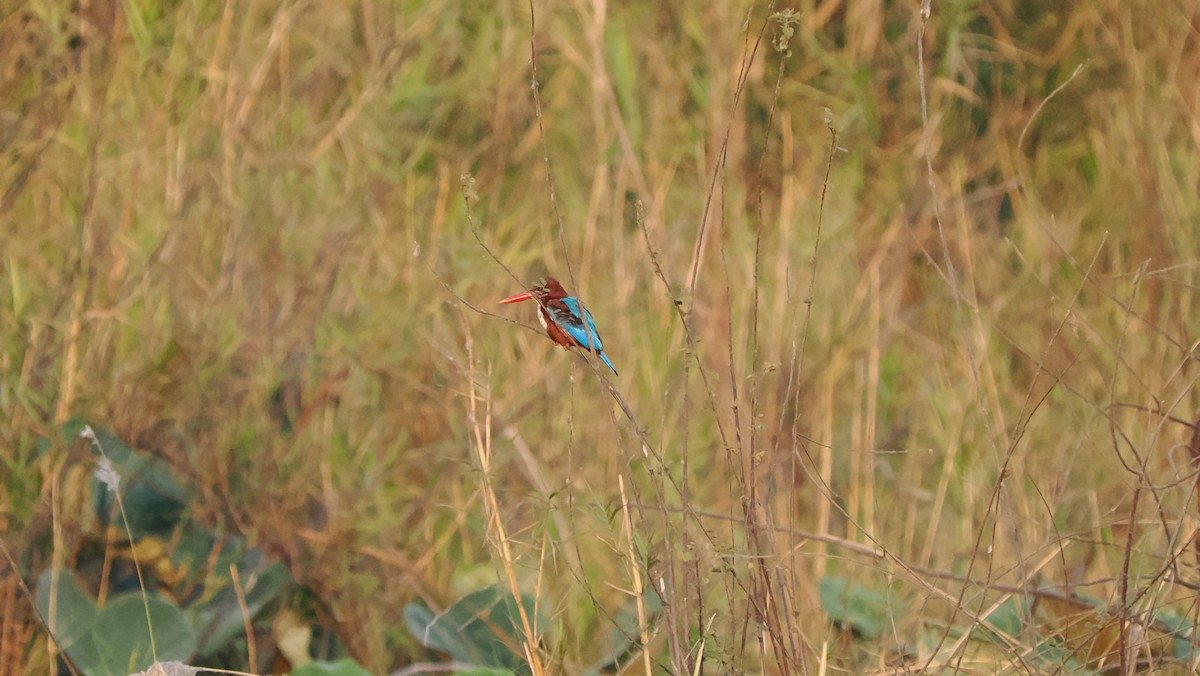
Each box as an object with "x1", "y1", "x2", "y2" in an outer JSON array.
[{"x1": 499, "y1": 276, "x2": 619, "y2": 375}]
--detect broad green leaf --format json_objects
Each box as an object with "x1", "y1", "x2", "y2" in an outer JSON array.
[
  {"x1": 36, "y1": 568, "x2": 197, "y2": 676},
  {"x1": 818, "y1": 576, "x2": 888, "y2": 640},
  {"x1": 35, "y1": 568, "x2": 97, "y2": 653},
  {"x1": 64, "y1": 420, "x2": 188, "y2": 538},
  {"x1": 584, "y1": 587, "x2": 662, "y2": 674},
  {"x1": 190, "y1": 558, "x2": 290, "y2": 657},
  {"x1": 96, "y1": 593, "x2": 197, "y2": 673},
  {"x1": 291, "y1": 659, "x2": 373, "y2": 676},
  {"x1": 404, "y1": 585, "x2": 541, "y2": 673},
  {"x1": 976, "y1": 597, "x2": 1026, "y2": 642}
]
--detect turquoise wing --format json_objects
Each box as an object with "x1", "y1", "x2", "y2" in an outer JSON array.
[
  {"x1": 558, "y1": 297, "x2": 618, "y2": 375},
  {"x1": 559, "y1": 297, "x2": 604, "y2": 351}
]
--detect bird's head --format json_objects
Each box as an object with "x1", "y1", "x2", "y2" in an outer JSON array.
[{"x1": 499, "y1": 276, "x2": 569, "y2": 305}]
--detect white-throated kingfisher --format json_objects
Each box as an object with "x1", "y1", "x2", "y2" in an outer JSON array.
[{"x1": 499, "y1": 276, "x2": 618, "y2": 375}]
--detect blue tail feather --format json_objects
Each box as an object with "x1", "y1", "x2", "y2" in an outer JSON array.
[{"x1": 598, "y1": 351, "x2": 618, "y2": 376}]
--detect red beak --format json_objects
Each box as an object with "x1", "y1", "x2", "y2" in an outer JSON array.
[{"x1": 499, "y1": 290, "x2": 534, "y2": 305}]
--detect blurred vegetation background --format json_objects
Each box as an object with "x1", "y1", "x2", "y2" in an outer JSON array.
[{"x1": 3, "y1": 0, "x2": 1200, "y2": 673}]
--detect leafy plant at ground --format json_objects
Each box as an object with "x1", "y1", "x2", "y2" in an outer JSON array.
[{"x1": 30, "y1": 423, "x2": 294, "y2": 674}]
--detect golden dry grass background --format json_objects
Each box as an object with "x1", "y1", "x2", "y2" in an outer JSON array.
[{"x1": 3, "y1": 0, "x2": 1200, "y2": 673}]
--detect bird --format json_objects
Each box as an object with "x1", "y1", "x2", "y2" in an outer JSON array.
[{"x1": 499, "y1": 276, "x2": 619, "y2": 375}]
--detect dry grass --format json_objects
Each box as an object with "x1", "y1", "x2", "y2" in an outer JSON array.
[{"x1": 3, "y1": 0, "x2": 1200, "y2": 673}]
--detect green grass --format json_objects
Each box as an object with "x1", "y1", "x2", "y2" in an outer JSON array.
[{"x1": 3, "y1": 0, "x2": 1200, "y2": 673}]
